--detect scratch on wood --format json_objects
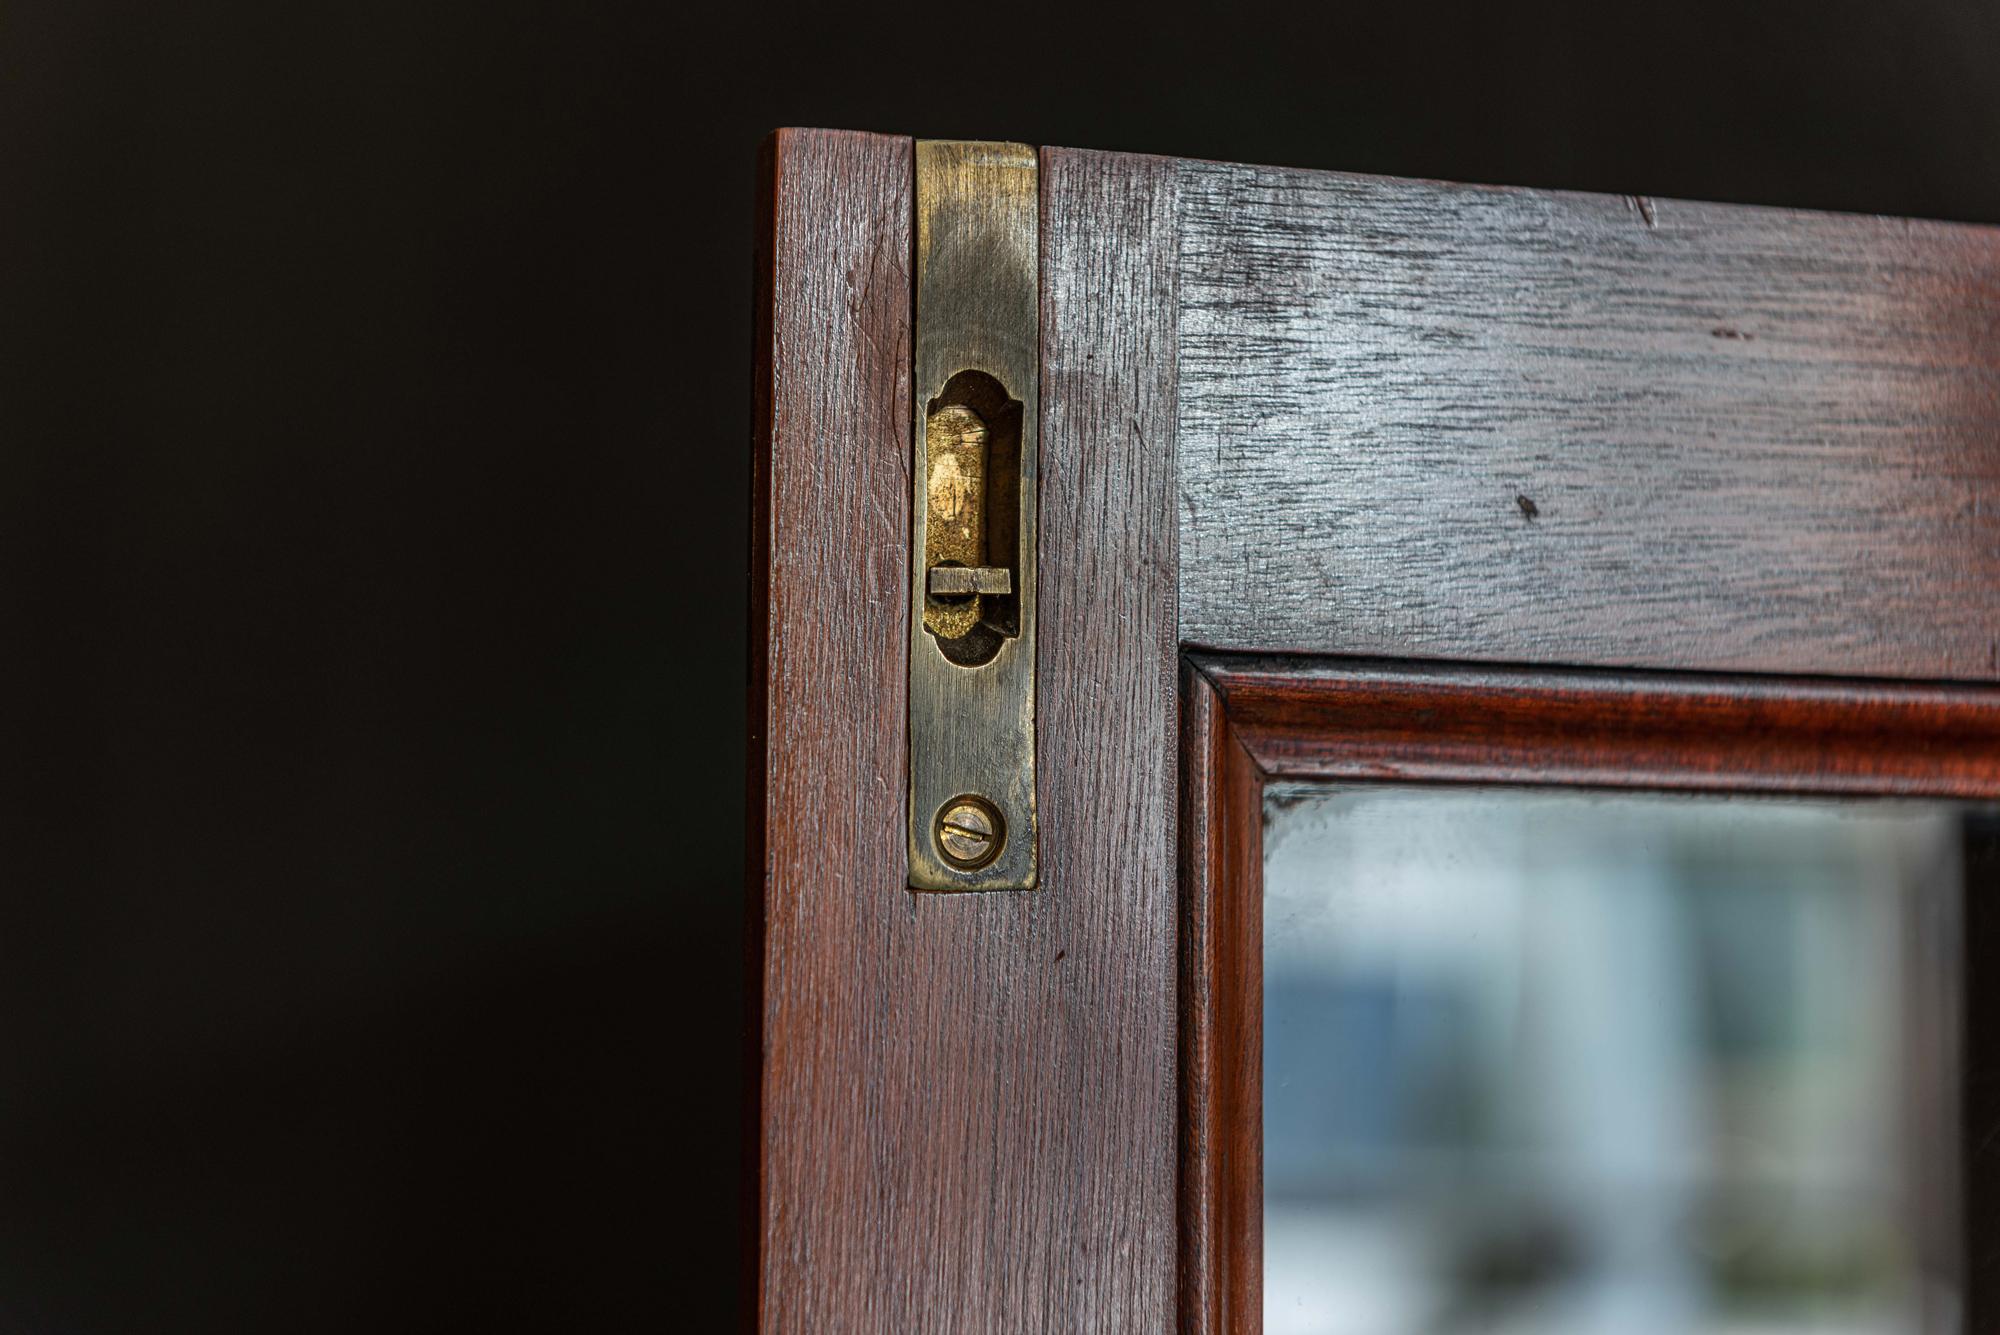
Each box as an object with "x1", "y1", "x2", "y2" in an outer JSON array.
[{"x1": 1629, "y1": 194, "x2": 1657, "y2": 229}]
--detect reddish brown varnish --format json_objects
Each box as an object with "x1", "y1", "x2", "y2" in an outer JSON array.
[
  {"x1": 1179, "y1": 663, "x2": 1265, "y2": 1334},
  {"x1": 756, "y1": 128, "x2": 2000, "y2": 1332},
  {"x1": 1179, "y1": 652, "x2": 2000, "y2": 1334},
  {"x1": 752, "y1": 129, "x2": 1182, "y2": 1331}
]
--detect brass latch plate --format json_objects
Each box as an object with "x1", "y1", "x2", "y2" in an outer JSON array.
[{"x1": 907, "y1": 141, "x2": 1038, "y2": 891}]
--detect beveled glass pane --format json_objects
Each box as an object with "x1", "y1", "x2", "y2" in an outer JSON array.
[{"x1": 1264, "y1": 786, "x2": 1991, "y2": 1335}]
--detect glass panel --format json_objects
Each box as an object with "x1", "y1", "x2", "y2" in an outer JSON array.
[{"x1": 1264, "y1": 786, "x2": 1990, "y2": 1335}]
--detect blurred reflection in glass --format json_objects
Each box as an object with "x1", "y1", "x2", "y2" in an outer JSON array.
[{"x1": 1264, "y1": 786, "x2": 1985, "y2": 1335}]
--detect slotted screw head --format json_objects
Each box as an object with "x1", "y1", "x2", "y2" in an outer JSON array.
[{"x1": 935, "y1": 796, "x2": 1004, "y2": 871}]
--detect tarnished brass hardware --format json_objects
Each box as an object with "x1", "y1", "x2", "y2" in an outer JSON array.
[
  {"x1": 924, "y1": 404, "x2": 987, "y2": 644},
  {"x1": 934, "y1": 795, "x2": 1003, "y2": 870},
  {"x1": 907, "y1": 140, "x2": 1039, "y2": 892},
  {"x1": 921, "y1": 371, "x2": 1023, "y2": 664},
  {"x1": 928, "y1": 567, "x2": 1011, "y2": 598}
]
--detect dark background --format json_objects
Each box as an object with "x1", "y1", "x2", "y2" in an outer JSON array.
[{"x1": 6, "y1": 0, "x2": 1999, "y2": 1328}]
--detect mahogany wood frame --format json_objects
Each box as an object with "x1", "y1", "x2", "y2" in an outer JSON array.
[
  {"x1": 752, "y1": 126, "x2": 2000, "y2": 1330},
  {"x1": 1179, "y1": 652, "x2": 2000, "y2": 1332},
  {"x1": 752, "y1": 129, "x2": 1180, "y2": 1331}
]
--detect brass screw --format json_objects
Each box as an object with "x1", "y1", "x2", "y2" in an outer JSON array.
[{"x1": 935, "y1": 796, "x2": 1003, "y2": 871}]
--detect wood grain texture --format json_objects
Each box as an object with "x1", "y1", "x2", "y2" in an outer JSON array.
[
  {"x1": 1177, "y1": 162, "x2": 2000, "y2": 681},
  {"x1": 1201, "y1": 653, "x2": 2000, "y2": 794},
  {"x1": 752, "y1": 134, "x2": 1182, "y2": 1329},
  {"x1": 760, "y1": 136, "x2": 2000, "y2": 1330},
  {"x1": 751, "y1": 127, "x2": 912, "y2": 1332},
  {"x1": 1178, "y1": 664, "x2": 1263, "y2": 1335}
]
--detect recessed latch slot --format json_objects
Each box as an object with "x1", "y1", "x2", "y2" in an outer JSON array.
[{"x1": 923, "y1": 371, "x2": 1022, "y2": 667}]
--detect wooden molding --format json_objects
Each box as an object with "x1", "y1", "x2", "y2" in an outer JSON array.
[
  {"x1": 1179, "y1": 651, "x2": 2000, "y2": 1334},
  {"x1": 1178, "y1": 663, "x2": 1265, "y2": 1334},
  {"x1": 1205, "y1": 653, "x2": 2000, "y2": 795}
]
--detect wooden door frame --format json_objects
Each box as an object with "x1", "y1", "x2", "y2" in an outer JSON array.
[
  {"x1": 752, "y1": 126, "x2": 2000, "y2": 1330},
  {"x1": 752, "y1": 129, "x2": 1182, "y2": 1330},
  {"x1": 1180, "y1": 653, "x2": 2000, "y2": 1332}
]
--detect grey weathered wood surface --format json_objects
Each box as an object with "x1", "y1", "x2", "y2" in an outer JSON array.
[
  {"x1": 1177, "y1": 161, "x2": 2000, "y2": 680},
  {"x1": 753, "y1": 131, "x2": 1182, "y2": 1330}
]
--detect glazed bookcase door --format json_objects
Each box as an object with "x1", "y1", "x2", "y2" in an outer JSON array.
[{"x1": 752, "y1": 127, "x2": 2000, "y2": 1332}]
